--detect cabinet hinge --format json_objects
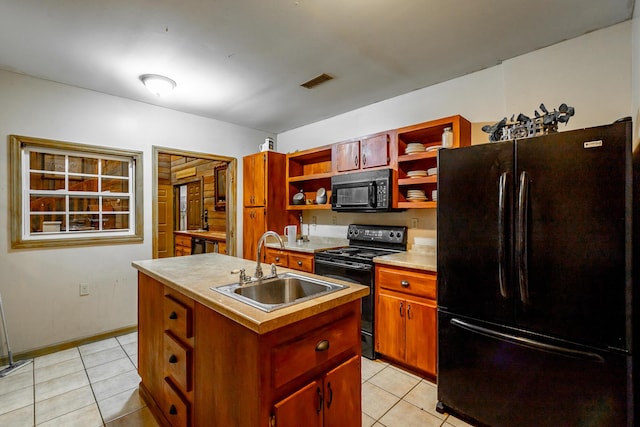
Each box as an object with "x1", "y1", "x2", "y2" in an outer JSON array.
[{"x1": 269, "y1": 414, "x2": 276, "y2": 427}]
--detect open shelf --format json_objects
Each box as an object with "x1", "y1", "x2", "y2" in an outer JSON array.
[{"x1": 286, "y1": 145, "x2": 333, "y2": 210}]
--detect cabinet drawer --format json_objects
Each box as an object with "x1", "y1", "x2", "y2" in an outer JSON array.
[
  {"x1": 164, "y1": 295, "x2": 193, "y2": 340},
  {"x1": 265, "y1": 248, "x2": 288, "y2": 267},
  {"x1": 271, "y1": 314, "x2": 358, "y2": 388},
  {"x1": 376, "y1": 266, "x2": 436, "y2": 299},
  {"x1": 164, "y1": 332, "x2": 192, "y2": 392},
  {"x1": 288, "y1": 253, "x2": 314, "y2": 273},
  {"x1": 163, "y1": 378, "x2": 190, "y2": 427}
]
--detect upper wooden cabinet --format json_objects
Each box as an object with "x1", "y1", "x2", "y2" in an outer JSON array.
[
  {"x1": 334, "y1": 131, "x2": 394, "y2": 173},
  {"x1": 396, "y1": 115, "x2": 471, "y2": 209},
  {"x1": 242, "y1": 152, "x2": 267, "y2": 207},
  {"x1": 283, "y1": 115, "x2": 471, "y2": 210},
  {"x1": 242, "y1": 151, "x2": 295, "y2": 259}
]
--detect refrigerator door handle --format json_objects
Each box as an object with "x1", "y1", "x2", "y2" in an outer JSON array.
[
  {"x1": 450, "y1": 318, "x2": 605, "y2": 363},
  {"x1": 498, "y1": 172, "x2": 508, "y2": 298},
  {"x1": 517, "y1": 171, "x2": 530, "y2": 305}
]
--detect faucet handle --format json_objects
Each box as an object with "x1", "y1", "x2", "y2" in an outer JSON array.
[
  {"x1": 270, "y1": 263, "x2": 278, "y2": 278},
  {"x1": 231, "y1": 268, "x2": 250, "y2": 283}
]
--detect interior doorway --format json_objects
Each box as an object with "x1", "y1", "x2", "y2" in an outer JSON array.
[{"x1": 152, "y1": 147, "x2": 237, "y2": 259}]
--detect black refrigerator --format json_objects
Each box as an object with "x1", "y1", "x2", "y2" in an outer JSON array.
[{"x1": 436, "y1": 119, "x2": 637, "y2": 427}]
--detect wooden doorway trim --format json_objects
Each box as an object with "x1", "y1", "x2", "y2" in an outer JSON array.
[{"x1": 152, "y1": 146, "x2": 237, "y2": 259}]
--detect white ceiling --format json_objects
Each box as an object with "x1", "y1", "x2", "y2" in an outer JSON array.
[{"x1": 0, "y1": 0, "x2": 634, "y2": 133}]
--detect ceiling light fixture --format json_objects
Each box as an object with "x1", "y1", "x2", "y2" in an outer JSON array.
[{"x1": 139, "y1": 74, "x2": 176, "y2": 96}]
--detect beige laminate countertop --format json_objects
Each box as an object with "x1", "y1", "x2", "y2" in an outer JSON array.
[
  {"x1": 132, "y1": 253, "x2": 368, "y2": 334},
  {"x1": 174, "y1": 230, "x2": 226, "y2": 240},
  {"x1": 265, "y1": 237, "x2": 348, "y2": 254},
  {"x1": 373, "y1": 251, "x2": 437, "y2": 272}
]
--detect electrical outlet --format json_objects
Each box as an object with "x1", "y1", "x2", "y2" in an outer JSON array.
[
  {"x1": 311, "y1": 215, "x2": 317, "y2": 225},
  {"x1": 79, "y1": 283, "x2": 89, "y2": 296},
  {"x1": 332, "y1": 215, "x2": 337, "y2": 225},
  {"x1": 411, "y1": 218, "x2": 419, "y2": 228}
]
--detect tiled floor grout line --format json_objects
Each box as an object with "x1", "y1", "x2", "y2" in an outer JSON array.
[{"x1": 78, "y1": 343, "x2": 107, "y2": 426}]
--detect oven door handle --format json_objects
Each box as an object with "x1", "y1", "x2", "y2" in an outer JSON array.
[{"x1": 314, "y1": 258, "x2": 372, "y2": 271}]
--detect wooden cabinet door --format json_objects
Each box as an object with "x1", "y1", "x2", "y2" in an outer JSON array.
[
  {"x1": 375, "y1": 292, "x2": 405, "y2": 361},
  {"x1": 243, "y1": 153, "x2": 266, "y2": 206},
  {"x1": 335, "y1": 140, "x2": 360, "y2": 172},
  {"x1": 324, "y1": 355, "x2": 361, "y2": 427},
  {"x1": 273, "y1": 379, "x2": 323, "y2": 427},
  {"x1": 360, "y1": 133, "x2": 389, "y2": 169},
  {"x1": 405, "y1": 297, "x2": 437, "y2": 376},
  {"x1": 243, "y1": 207, "x2": 266, "y2": 260}
]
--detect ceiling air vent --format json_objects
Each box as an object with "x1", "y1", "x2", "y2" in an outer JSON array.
[{"x1": 300, "y1": 73, "x2": 334, "y2": 89}]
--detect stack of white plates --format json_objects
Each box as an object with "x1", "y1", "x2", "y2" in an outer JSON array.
[
  {"x1": 405, "y1": 143, "x2": 425, "y2": 154},
  {"x1": 426, "y1": 145, "x2": 443, "y2": 152},
  {"x1": 431, "y1": 190, "x2": 438, "y2": 201},
  {"x1": 407, "y1": 189, "x2": 427, "y2": 202},
  {"x1": 427, "y1": 167, "x2": 438, "y2": 176},
  {"x1": 407, "y1": 170, "x2": 427, "y2": 178}
]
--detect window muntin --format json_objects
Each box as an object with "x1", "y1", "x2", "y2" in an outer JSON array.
[{"x1": 10, "y1": 135, "x2": 143, "y2": 248}]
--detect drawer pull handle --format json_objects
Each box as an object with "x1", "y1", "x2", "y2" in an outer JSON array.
[
  {"x1": 315, "y1": 340, "x2": 330, "y2": 352},
  {"x1": 169, "y1": 354, "x2": 178, "y2": 364},
  {"x1": 401, "y1": 280, "x2": 410, "y2": 287},
  {"x1": 169, "y1": 311, "x2": 178, "y2": 320},
  {"x1": 275, "y1": 256, "x2": 280, "y2": 261},
  {"x1": 297, "y1": 261, "x2": 302, "y2": 266},
  {"x1": 169, "y1": 405, "x2": 178, "y2": 415}
]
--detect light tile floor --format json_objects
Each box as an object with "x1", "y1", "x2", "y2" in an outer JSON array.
[{"x1": 0, "y1": 332, "x2": 474, "y2": 426}]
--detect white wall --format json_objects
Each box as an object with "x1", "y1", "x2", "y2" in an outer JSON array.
[
  {"x1": 278, "y1": 21, "x2": 632, "y2": 150},
  {"x1": 0, "y1": 70, "x2": 272, "y2": 354},
  {"x1": 278, "y1": 21, "x2": 633, "y2": 244}
]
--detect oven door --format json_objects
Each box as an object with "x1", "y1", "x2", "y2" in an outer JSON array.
[{"x1": 314, "y1": 258, "x2": 376, "y2": 359}]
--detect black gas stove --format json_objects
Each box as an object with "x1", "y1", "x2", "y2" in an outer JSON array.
[{"x1": 314, "y1": 224, "x2": 407, "y2": 359}]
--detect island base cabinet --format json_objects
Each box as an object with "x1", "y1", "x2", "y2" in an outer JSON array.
[
  {"x1": 272, "y1": 355, "x2": 361, "y2": 427},
  {"x1": 138, "y1": 271, "x2": 362, "y2": 427}
]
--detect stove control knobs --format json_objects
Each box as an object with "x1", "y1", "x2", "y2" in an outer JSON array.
[{"x1": 396, "y1": 232, "x2": 402, "y2": 239}]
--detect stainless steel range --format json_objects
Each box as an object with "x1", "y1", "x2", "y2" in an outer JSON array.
[{"x1": 314, "y1": 224, "x2": 407, "y2": 359}]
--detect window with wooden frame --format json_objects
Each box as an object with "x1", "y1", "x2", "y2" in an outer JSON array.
[{"x1": 10, "y1": 135, "x2": 143, "y2": 248}]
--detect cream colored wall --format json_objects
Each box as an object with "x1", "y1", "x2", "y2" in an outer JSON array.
[
  {"x1": 0, "y1": 70, "x2": 271, "y2": 354},
  {"x1": 278, "y1": 21, "x2": 633, "y2": 246}
]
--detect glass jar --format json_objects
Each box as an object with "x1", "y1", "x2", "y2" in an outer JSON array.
[{"x1": 442, "y1": 127, "x2": 453, "y2": 148}]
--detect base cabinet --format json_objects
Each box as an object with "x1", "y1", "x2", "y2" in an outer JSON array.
[
  {"x1": 264, "y1": 247, "x2": 314, "y2": 273},
  {"x1": 138, "y1": 272, "x2": 362, "y2": 427},
  {"x1": 272, "y1": 355, "x2": 361, "y2": 427},
  {"x1": 174, "y1": 235, "x2": 191, "y2": 256},
  {"x1": 375, "y1": 265, "x2": 437, "y2": 377}
]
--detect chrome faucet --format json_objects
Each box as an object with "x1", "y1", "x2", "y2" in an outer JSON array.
[{"x1": 255, "y1": 231, "x2": 284, "y2": 279}]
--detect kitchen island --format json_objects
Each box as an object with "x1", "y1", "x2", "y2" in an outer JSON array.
[{"x1": 132, "y1": 253, "x2": 368, "y2": 427}]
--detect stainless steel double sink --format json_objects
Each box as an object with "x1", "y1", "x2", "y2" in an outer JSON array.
[{"x1": 212, "y1": 272, "x2": 346, "y2": 312}]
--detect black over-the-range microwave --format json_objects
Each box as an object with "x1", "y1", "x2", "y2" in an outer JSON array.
[{"x1": 331, "y1": 168, "x2": 398, "y2": 212}]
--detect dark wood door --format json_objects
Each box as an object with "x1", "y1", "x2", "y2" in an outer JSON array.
[
  {"x1": 186, "y1": 181, "x2": 201, "y2": 230},
  {"x1": 156, "y1": 184, "x2": 173, "y2": 258}
]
